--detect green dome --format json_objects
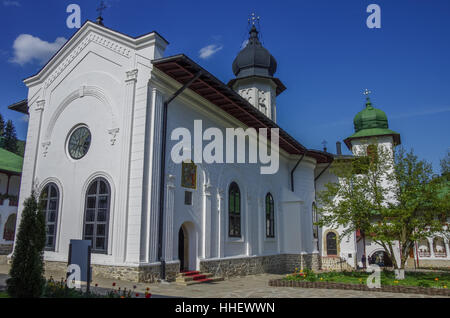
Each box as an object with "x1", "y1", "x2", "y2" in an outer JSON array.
[
  {"x1": 353, "y1": 100, "x2": 388, "y2": 132},
  {"x1": 344, "y1": 96, "x2": 401, "y2": 150}
]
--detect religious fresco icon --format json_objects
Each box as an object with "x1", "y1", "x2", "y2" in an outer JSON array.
[{"x1": 181, "y1": 161, "x2": 197, "y2": 189}]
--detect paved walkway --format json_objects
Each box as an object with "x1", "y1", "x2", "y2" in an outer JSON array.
[{"x1": 0, "y1": 264, "x2": 446, "y2": 298}]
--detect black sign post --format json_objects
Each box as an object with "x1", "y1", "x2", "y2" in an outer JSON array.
[{"x1": 67, "y1": 240, "x2": 92, "y2": 294}]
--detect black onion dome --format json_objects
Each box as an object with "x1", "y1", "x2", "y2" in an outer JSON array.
[{"x1": 232, "y1": 25, "x2": 277, "y2": 78}]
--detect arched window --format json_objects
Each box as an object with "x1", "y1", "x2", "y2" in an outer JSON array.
[
  {"x1": 228, "y1": 182, "x2": 241, "y2": 238},
  {"x1": 83, "y1": 178, "x2": 111, "y2": 254},
  {"x1": 312, "y1": 203, "x2": 319, "y2": 239},
  {"x1": 265, "y1": 193, "x2": 275, "y2": 238},
  {"x1": 433, "y1": 237, "x2": 447, "y2": 258},
  {"x1": 326, "y1": 232, "x2": 338, "y2": 256},
  {"x1": 40, "y1": 183, "x2": 60, "y2": 250},
  {"x1": 3, "y1": 213, "x2": 16, "y2": 241}
]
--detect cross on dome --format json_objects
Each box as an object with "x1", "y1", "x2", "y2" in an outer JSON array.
[{"x1": 248, "y1": 13, "x2": 260, "y2": 26}]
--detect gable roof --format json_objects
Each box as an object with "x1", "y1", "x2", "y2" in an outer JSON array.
[
  {"x1": 0, "y1": 148, "x2": 23, "y2": 174},
  {"x1": 23, "y1": 20, "x2": 168, "y2": 87},
  {"x1": 152, "y1": 54, "x2": 333, "y2": 163}
]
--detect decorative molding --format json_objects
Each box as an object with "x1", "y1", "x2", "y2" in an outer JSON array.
[
  {"x1": 203, "y1": 183, "x2": 213, "y2": 196},
  {"x1": 167, "y1": 174, "x2": 176, "y2": 189},
  {"x1": 45, "y1": 86, "x2": 118, "y2": 141},
  {"x1": 44, "y1": 32, "x2": 132, "y2": 89},
  {"x1": 35, "y1": 100, "x2": 45, "y2": 112},
  {"x1": 41, "y1": 141, "x2": 51, "y2": 157},
  {"x1": 108, "y1": 128, "x2": 120, "y2": 146},
  {"x1": 125, "y1": 69, "x2": 138, "y2": 82}
]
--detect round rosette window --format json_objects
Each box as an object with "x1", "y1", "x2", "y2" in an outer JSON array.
[{"x1": 67, "y1": 125, "x2": 91, "y2": 160}]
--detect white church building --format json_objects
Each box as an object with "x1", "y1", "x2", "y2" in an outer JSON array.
[{"x1": 9, "y1": 19, "x2": 448, "y2": 282}]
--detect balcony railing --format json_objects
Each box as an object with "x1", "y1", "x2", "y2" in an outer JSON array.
[
  {"x1": 418, "y1": 251, "x2": 431, "y2": 257},
  {"x1": 434, "y1": 252, "x2": 447, "y2": 258}
]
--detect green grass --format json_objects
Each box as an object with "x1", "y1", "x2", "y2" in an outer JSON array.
[
  {"x1": 284, "y1": 269, "x2": 450, "y2": 289},
  {"x1": 0, "y1": 292, "x2": 9, "y2": 298}
]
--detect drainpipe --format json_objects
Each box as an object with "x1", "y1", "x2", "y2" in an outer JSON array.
[
  {"x1": 314, "y1": 161, "x2": 332, "y2": 183},
  {"x1": 157, "y1": 71, "x2": 203, "y2": 280},
  {"x1": 290, "y1": 152, "x2": 307, "y2": 192}
]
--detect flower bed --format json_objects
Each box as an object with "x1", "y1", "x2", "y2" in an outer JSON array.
[
  {"x1": 269, "y1": 269, "x2": 450, "y2": 296},
  {"x1": 269, "y1": 279, "x2": 450, "y2": 296}
]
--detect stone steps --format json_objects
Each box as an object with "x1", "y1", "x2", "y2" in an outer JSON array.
[{"x1": 176, "y1": 271, "x2": 224, "y2": 286}]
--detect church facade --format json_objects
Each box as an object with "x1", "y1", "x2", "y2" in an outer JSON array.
[{"x1": 10, "y1": 20, "x2": 448, "y2": 283}]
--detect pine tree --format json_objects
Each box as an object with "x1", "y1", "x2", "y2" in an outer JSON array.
[
  {"x1": 3, "y1": 120, "x2": 18, "y2": 154},
  {"x1": 0, "y1": 113, "x2": 5, "y2": 137},
  {"x1": 0, "y1": 113, "x2": 5, "y2": 148},
  {"x1": 7, "y1": 192, "x2": 46, "y2": 298}
]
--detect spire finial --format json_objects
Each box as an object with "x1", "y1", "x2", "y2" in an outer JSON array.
[
  {"x1": 322, "y1": 140, "x2": 328, "y2": 152},
  {"x1": 96, "y1": 0, "x2": 108, "y2": 26},
  {"x1": 248, "y1": 12, "x2": 260, "y2": 26},
  {"x1": 363, "y1": 89, "x2": 373, "y2": 108}
]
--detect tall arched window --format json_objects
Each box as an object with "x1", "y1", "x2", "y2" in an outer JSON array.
[
  {"x1": 265, "y1": 193, "x2": 274, "y2": 238},
  {"x1": 40, "y1": 183, "x2": 60, "y2": 250},
  {"x1": 84, "y1": 178, "x2": 111, "y2": 254},
  {"x1": 228, "y1": 182, "x2": 241, "y2": 238},
  {"x1": 326, "y1": 232, "x2": 338, "y2": 256}
]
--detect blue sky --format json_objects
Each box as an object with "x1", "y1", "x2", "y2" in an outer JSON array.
[{"x1": 0, "y1": 0, "x2": 449, "y2": 172}]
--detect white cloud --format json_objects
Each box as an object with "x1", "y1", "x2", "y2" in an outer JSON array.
[
  {"x1": 3, "y1": 1, "x2": 20, "y2": 6},
  {"x1": 10, "y1": 34, "x2": 66, "y2": 66},
  {"x1": 241, "y1": 39, "x2": 249, "y2": 49},
  {"x1": 199, "y1": 44, "x2": 223, "y2": 59},
  {"x1": 20, "y1": 114, "x2": 29, "y2": 123}
]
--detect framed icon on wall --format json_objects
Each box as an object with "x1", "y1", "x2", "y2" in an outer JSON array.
[{"x1": 181, "y1": 161, "x2": 197, "y2": 189}]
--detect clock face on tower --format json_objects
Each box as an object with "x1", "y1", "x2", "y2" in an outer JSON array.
[{"x1": 67, "y1": 126, "x2": 91, "y2": 160}]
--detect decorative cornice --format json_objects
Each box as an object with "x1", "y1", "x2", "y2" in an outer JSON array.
[{"x1": 43, "y1": 32, "x2": 132, "y2": 89}]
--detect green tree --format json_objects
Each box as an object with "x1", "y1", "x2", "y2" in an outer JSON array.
[
  {"x1": 0, "y1": 113, "x2": 5, "y2": 138},
  {"x1": 7, "y1": 192, "x2": 46, "y2": 298},
  {"x1": 317, "y1": 143, "x2": 449, "y2": 278},
  {"x1": 3, "y1": 120, "x2": 18, "y2": 154}
]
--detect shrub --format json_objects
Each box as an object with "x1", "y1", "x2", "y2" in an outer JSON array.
[{"x1": 7, "y1": 193, "x2": 46, "y2": 298}]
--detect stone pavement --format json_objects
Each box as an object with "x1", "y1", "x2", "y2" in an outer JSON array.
[{"x1": 0, "y1": 264, "x2": 447, "y2": 298}]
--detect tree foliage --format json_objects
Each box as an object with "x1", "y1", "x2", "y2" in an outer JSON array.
[
  {"x1": 2, "y1": 119, "x2": 18, "y2": 154},
  {"x1": 7, "y1": 193, "x2": 46, "y2": 298},
  {"x1": 317, "y1": 142, "x2": 449, "y2": 272}
]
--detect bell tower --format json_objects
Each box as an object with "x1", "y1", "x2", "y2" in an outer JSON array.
[
  {"x1": 228, "y1": 15, "x2": 286, "y2": 122},
  {"x1": 344, "y1": 89, "x2": 401, "y2": 155}
]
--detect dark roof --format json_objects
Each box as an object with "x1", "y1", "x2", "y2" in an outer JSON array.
[
  {"x1": 152, "y1": 54, "x2": 333, "y2": 164},
  {"x1": 232, "y1": 26, "x2": 277, "y2": 78},
  {"x1": 8, "y1": 99, "x2": 28, "y2": 114}
]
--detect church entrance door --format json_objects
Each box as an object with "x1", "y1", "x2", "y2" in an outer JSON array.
[{"x1": 178, "y1": 226, "x2": 188, "y2": 272}]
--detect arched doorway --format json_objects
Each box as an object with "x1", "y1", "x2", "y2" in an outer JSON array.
[
  {"x1": 178, "y1": 226, "x2": 188, "y2": 272},
  {"x1": 369, "y1": 250, "x2": 393, "y2": 267},
  {"x1": 326, "y1": 232, "x2": 338, "y2": 256}
]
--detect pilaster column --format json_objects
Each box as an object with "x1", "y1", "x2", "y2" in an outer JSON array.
[
  {"x1": 445, "y1": 240, "x2": 450, "y2": 259},
  {"x1": 217, "y1": 188, "x2": 224, "y2": 258},
  {"x1": 202, "y1": 183, "x2": 213, "y2": 259},
  {"x1": 14, "y1": 99, "x2": 45, "y2": 252},
  {"x1": 163, "y1": 174, "x2": 176, "y2": 262},
  {"x1": 117, "y1": 69, "x2": 137, "y2": 263},
  {"x1": 246, "y1": 191, "x2": 252, "y2": 256},
  {"x1": 140, "y1": 86, "x2": 164, "y2": 263}
]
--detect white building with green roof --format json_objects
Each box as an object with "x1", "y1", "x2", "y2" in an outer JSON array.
[{"x1": 0, "y1": 148, "x2": 22, "y2": 255}]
